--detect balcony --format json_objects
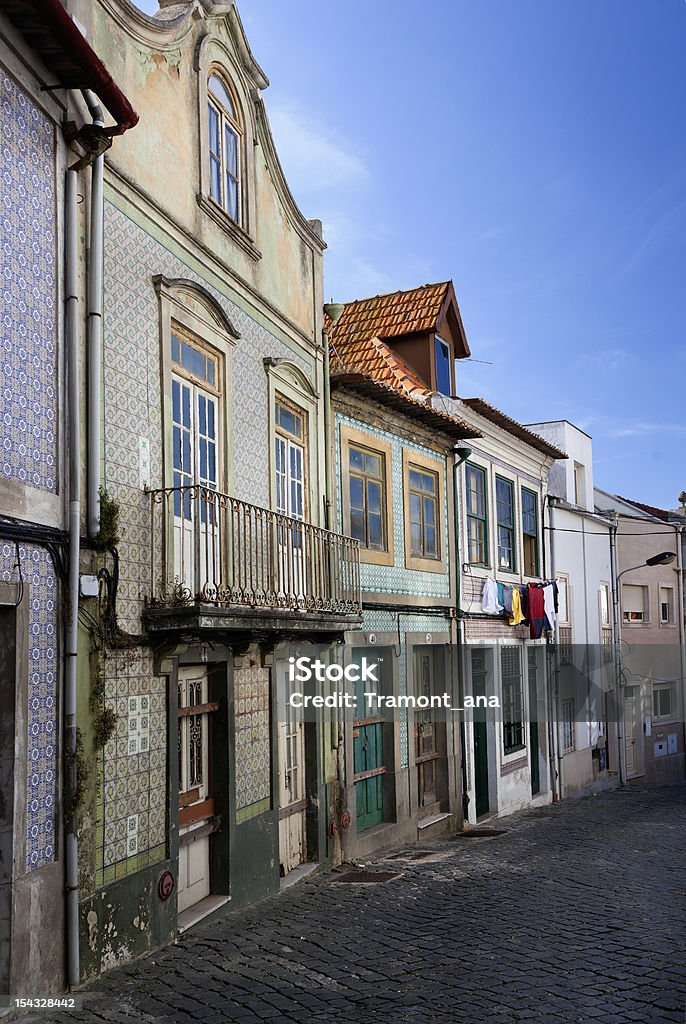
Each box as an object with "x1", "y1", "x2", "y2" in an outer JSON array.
[{"x1": 144, "y1": 485, "x2": 362, "y2": 639}]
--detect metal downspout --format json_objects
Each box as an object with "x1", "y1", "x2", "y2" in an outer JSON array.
[
  {"x1": 609, "y1": 516, "x2": 625, "y2": 785},
  {"x1": 65, "y1": 169, "x2": 81, "y2": 988},
  {"x1": 547, "y1": 499, "x2": 561, "y2": 801},
  {"x1": 453, "y1": 451, "x2": 470, "y2": 820},
  {"x1": 82, "y1": 90, "x2": 104, "y2": 539}
]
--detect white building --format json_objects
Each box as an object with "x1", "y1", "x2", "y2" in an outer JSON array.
[{"x1": 527, "y1": 421, "x2": 618, "y2": 797}]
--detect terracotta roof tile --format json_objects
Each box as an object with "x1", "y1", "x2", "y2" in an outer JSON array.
[
  {"x1": 615, "y1": 496, "x2": 670, "y2": 521},
  {"x1": 327, "y1": 282, "x2": 451, "y2": 347}
]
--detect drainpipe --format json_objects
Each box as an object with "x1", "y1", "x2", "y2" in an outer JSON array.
[
  {"x1": 65, "y1": 169, "x2": 81, "y2": 988},
  {"x1": 453, "y1": 446, "x2": 472, "y2": 820},
  {"x1": 82, "y1": 90, "x2": 105, "y2": 539},
  {"x1": 609, "y1": 515, "x2": 625, "y2": 785},
  {"x1": 547, "y1": 498, "x2": 561, "y2": 801},
  {"x1": 322, "y1": 303, "x2": 344, "y2": 533}
]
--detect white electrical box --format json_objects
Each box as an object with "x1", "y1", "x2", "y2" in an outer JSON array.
[
  {"x1": 79, "y1": 574, "x2": 99, "y2": 598},
  {"x1": 668, "y1": 733, "x2": 678, "y2": 755}
]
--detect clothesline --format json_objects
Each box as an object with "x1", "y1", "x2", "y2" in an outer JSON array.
[{"x1": 481, "y1": 578, "x2": 559, "y2": 640}]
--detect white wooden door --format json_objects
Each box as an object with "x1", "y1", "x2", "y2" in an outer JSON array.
[
  {"x1": 172, "y1": 374, "x2": 220, "y2": 598},
  {"x1": 274, "y1": 433, "x2": 305, "y2": 598},
  {"x1": 278, "y1": 666, "x2": 306, "y2": 874},
  {"x1": 178, "y1": 668, "x2": 212, "y2": 913}
]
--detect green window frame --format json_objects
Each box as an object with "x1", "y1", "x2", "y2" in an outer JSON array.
[
  {"x1": 465, "y1": 462, "x2": 489, "y2": 565},
  {"x1": 408, "y1": 466, "x2": 439, "y2": 559},
  {"x1": 496, "y1": 476, "x2": 515, "y2": 571},
  {"x1": 521, "y1": 487, "x2": 539, "y2": 577}
]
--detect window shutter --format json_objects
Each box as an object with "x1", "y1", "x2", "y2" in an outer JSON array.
[{"x1": 623, "y1": 585, "x2": 645, "y2": 614}]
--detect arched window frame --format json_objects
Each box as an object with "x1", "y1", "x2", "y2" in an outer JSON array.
[
  {"x1": 207, "y1": 71, "x2": 242, "y2": 224},
  {"x1": 195, "y1": 43, "x2": 261, "y2": 261}
]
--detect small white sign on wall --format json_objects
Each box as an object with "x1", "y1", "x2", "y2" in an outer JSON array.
[{"x1": 139, "y1": 437, "x2": 151, "y2": 490}]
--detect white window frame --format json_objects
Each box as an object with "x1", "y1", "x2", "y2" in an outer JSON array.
[
  {"x1": 556, "y1": 574, "x2": 571, "y2": 626},
  {"x1": 207, "y1": 72, "x2": 242, "y2": 224},
  {"x1": 622, "y1": 583, "x2": 648, "y2": 625},
  {"x1": 659, "y1": 586, "x2": 674, "y2": 626},
  {"x1": 652, "y1": 682, "x2": 676, "y2": 722},
  {"x1": 561, "y1": 698, "x2": 575, "y2": 753}
]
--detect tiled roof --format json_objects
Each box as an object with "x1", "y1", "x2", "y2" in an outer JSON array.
[
  {"x1": 615, "y1": 496, "x2": 670, "y2": 522},
  {"x1": 461, "y1": 398, "x2": 568, "y2": 461},
  {"x1": 329, "y1": 333, "x2": 432, "y2": 399},
  {"x1": 327, "y1": 282, "x2": 452, "y2": 347},
  {"x1": 331, "y1": 374, "x2": 482, "y2": 441}
]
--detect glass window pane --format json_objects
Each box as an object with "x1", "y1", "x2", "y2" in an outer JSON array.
[
  {"x1": 182, "y1": 431, "x2": 191, "y2": 474},
  {"x1": 207, "y1": 400, "x2": 215, "y2": 439},
  {"x1": 198, "y1": 394, "x2": 206, "y2": 436},
  {"x1": 225, "y1": 125, "x2": 238, "y2": 175},
  {"x1": 210, "y1": 154, "x2": 221, "y2": 203},
  {"x1": 350, "y1": 509, "x2": 365, "y2": 542},
  {"x1": 423, "y1": 496, "x2": 435, "y2": 526},
  {"x1": 199, "y1": 437, "x2": 207, "y2": 479},
  {"x1": 349, "y1": 476, "x2": 364, "y2": 511},
  {"x1": 409, "y1": 470, "x2": 422, "y2": 490},
  {"x1": 226, "y1": 174, "x2": 238, "y2": 221},
  {"x1": 435, "y1": 337, "x2": 451, "y2": 396},
  {"x1": 172, "y1": 379, "x2": 180, "y2": 424},
  {"x1": 411, "y1": 522, "x2": 422, "y2": 552},
  {"x1": 410, "y1": 493, "x2": 422, "y2": 524},
  {"x1": 171, "y1": 334, "x2": 181, "y2": 364},
  {"x1": 208, "y1": 103, "x2": 220, "y2": 153},
  {"x1": 367, "y1": 480, "x2": 381, "y2": 514},
  {"x1": 208, "y1": 443, "x2": 216, "y2": 485},
  {"x1": 368, "y1": 513, "x2": 382, "y2": 548},
  {"x1": 182, "y1": 340, "x2": 207, "y2": 380},
  {"x1": 173, "y1": 426, "x2": 182, "y2": 471},
  {"x1": 207, "y1": 359, "x2": 215, "y2": 386},
  {"x1": 278, "y1": 406, "x2": 296, "y2": 435},
  {"x1": 349, "y1": 447, "x2": 364, "y2": 470},
  {"x1": 208, "y1": 74, "x2": 236, "y2": 118},
  {"x1": 365, "y1": 453, "x2": 381, "y2": 477},
  {"x1": 425, "y1": 526, "x2": 436, "y2": 556},
  {"x1": 182, "y1": 385, "x2": 191, "y2": 428},
  {"x1": 421, "y1": 473, "x2": 434, "y2": 493}
]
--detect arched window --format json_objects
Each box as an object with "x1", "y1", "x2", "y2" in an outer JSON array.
[{"x1": 208, "y1": 73, "x2": 241, "y2": 223}]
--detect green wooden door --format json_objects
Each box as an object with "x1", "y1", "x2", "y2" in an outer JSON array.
[
  {"x1": 528, "y1": 649, "x2": 540, "y2": 796},
  {"x1": 352, "y1": 650, "x2": 384, "y2": 831},
  {"x1": 472, "y1": 649, "x2": 490, "y2": 817}
]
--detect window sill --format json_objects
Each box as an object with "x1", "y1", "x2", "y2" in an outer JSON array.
[
  {"x1": 197, "y1": 193, "x2": 262, "y2": 261},
  {"x1": 405, "y1": 556, "x2": 447, "y2": 575},
  {"x1": 359, "y1": 548, "x2": 395, "y2": 567}
]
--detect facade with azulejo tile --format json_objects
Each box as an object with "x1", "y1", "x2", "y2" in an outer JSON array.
[
  {"x1": 1, "y1": 0, "x2": 138, "y2": 995},
  {"x1": 327, "y1": 283, "x2": 481, "y2": 858},
  {"x1": 59, "y1": 0, "x2": 361, "y2": 983}
]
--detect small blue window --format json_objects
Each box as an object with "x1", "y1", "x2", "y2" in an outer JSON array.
[{"x1": 435, "y1": 337, "x2": 452, "y2": 396}]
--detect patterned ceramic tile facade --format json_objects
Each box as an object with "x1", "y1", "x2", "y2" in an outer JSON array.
[
  {"x1": 96, "y1": 199, "x2": 311, "y2": 878},
  {"x1": 335, "y1": 414, "x2": 450, "y2": 599},
  {"x1": 234, "y1": 666, "x2": 271, "y2": 818},
  {"x1": 94, "y1": 647, "x2": 166, "y2": 880},
  {"x1": 0, "y1": 73, "x2": 58, "y2": 493},
  {"x1": 0, "y1": 543, "x2": 58, "y2": 869}
]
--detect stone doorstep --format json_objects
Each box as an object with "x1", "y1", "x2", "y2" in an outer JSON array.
[{"x1": 177, "y1": 894, "x2": 231, "y2": 934}]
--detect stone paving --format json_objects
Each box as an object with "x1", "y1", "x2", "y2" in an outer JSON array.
[{"x1": 33, "y1": 783, "x2": 686, "y2": 1024}]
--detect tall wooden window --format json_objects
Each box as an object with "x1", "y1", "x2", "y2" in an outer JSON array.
[
  {"x1": 496, "y1": 476, "x2": 515, "y2": 571},
  {"x1": 408, "y1": 467, "x2": 439, "y2": 559},
  {"x1": 208, "y1": 73, "x2": 241, "y2": 223},
  {"x1": 465, "y1": 463, "x2": 488, "y2": 565},
  {"x1": 521, "y1": 487, "x2": 539, "y2": 576},
  {"x1": 348, "y1": 445, "x2": 386, "y2": 551}
]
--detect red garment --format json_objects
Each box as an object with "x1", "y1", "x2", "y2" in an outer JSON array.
[{"x1": 528, "y1": 584, "x2": 546, "y2": 639}]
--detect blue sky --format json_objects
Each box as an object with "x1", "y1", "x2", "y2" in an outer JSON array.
[{"x1": 137, "y1": 0, "x2": 685, "y2": 508}]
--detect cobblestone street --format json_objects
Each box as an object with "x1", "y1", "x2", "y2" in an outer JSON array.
[{"x1": 37, "y1": 784, "x2": 686, "y2": 1024}]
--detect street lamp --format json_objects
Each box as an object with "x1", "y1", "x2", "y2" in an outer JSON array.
[{"x1": 612, "y1": 550, "x2": 678, "y2": 785}]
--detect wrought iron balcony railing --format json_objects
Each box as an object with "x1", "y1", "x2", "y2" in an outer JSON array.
[{"x1": 147, "y1": 485, "x2": 362, "y2": 616}]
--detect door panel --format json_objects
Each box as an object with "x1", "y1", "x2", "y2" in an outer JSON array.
[
  {"x1": 178, "y1": 669, "x2": 213, "y2": 914},
  {"x1": 624, "y1": 686, "x2": 644, "y2": 779},
  {"x1": 472, "y1": 649, "x2": 490, "y2": 817},
  {"x1": 278, "y1": 668, "x2": 306, "y2": 874},
  {"x1": 352, "y1": 651, "x2": 384, "y2": 831},
  {"x1": 416, "y1": 653, "x2": 439, "y2": 814}
]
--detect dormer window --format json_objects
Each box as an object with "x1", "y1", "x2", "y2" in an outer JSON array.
[
  {"x1": 208, "y1": 73, "x2": 241, "y2": 223},
  {"x1": 434, "y1": 336, "x2": 452, "y2": 395}
]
